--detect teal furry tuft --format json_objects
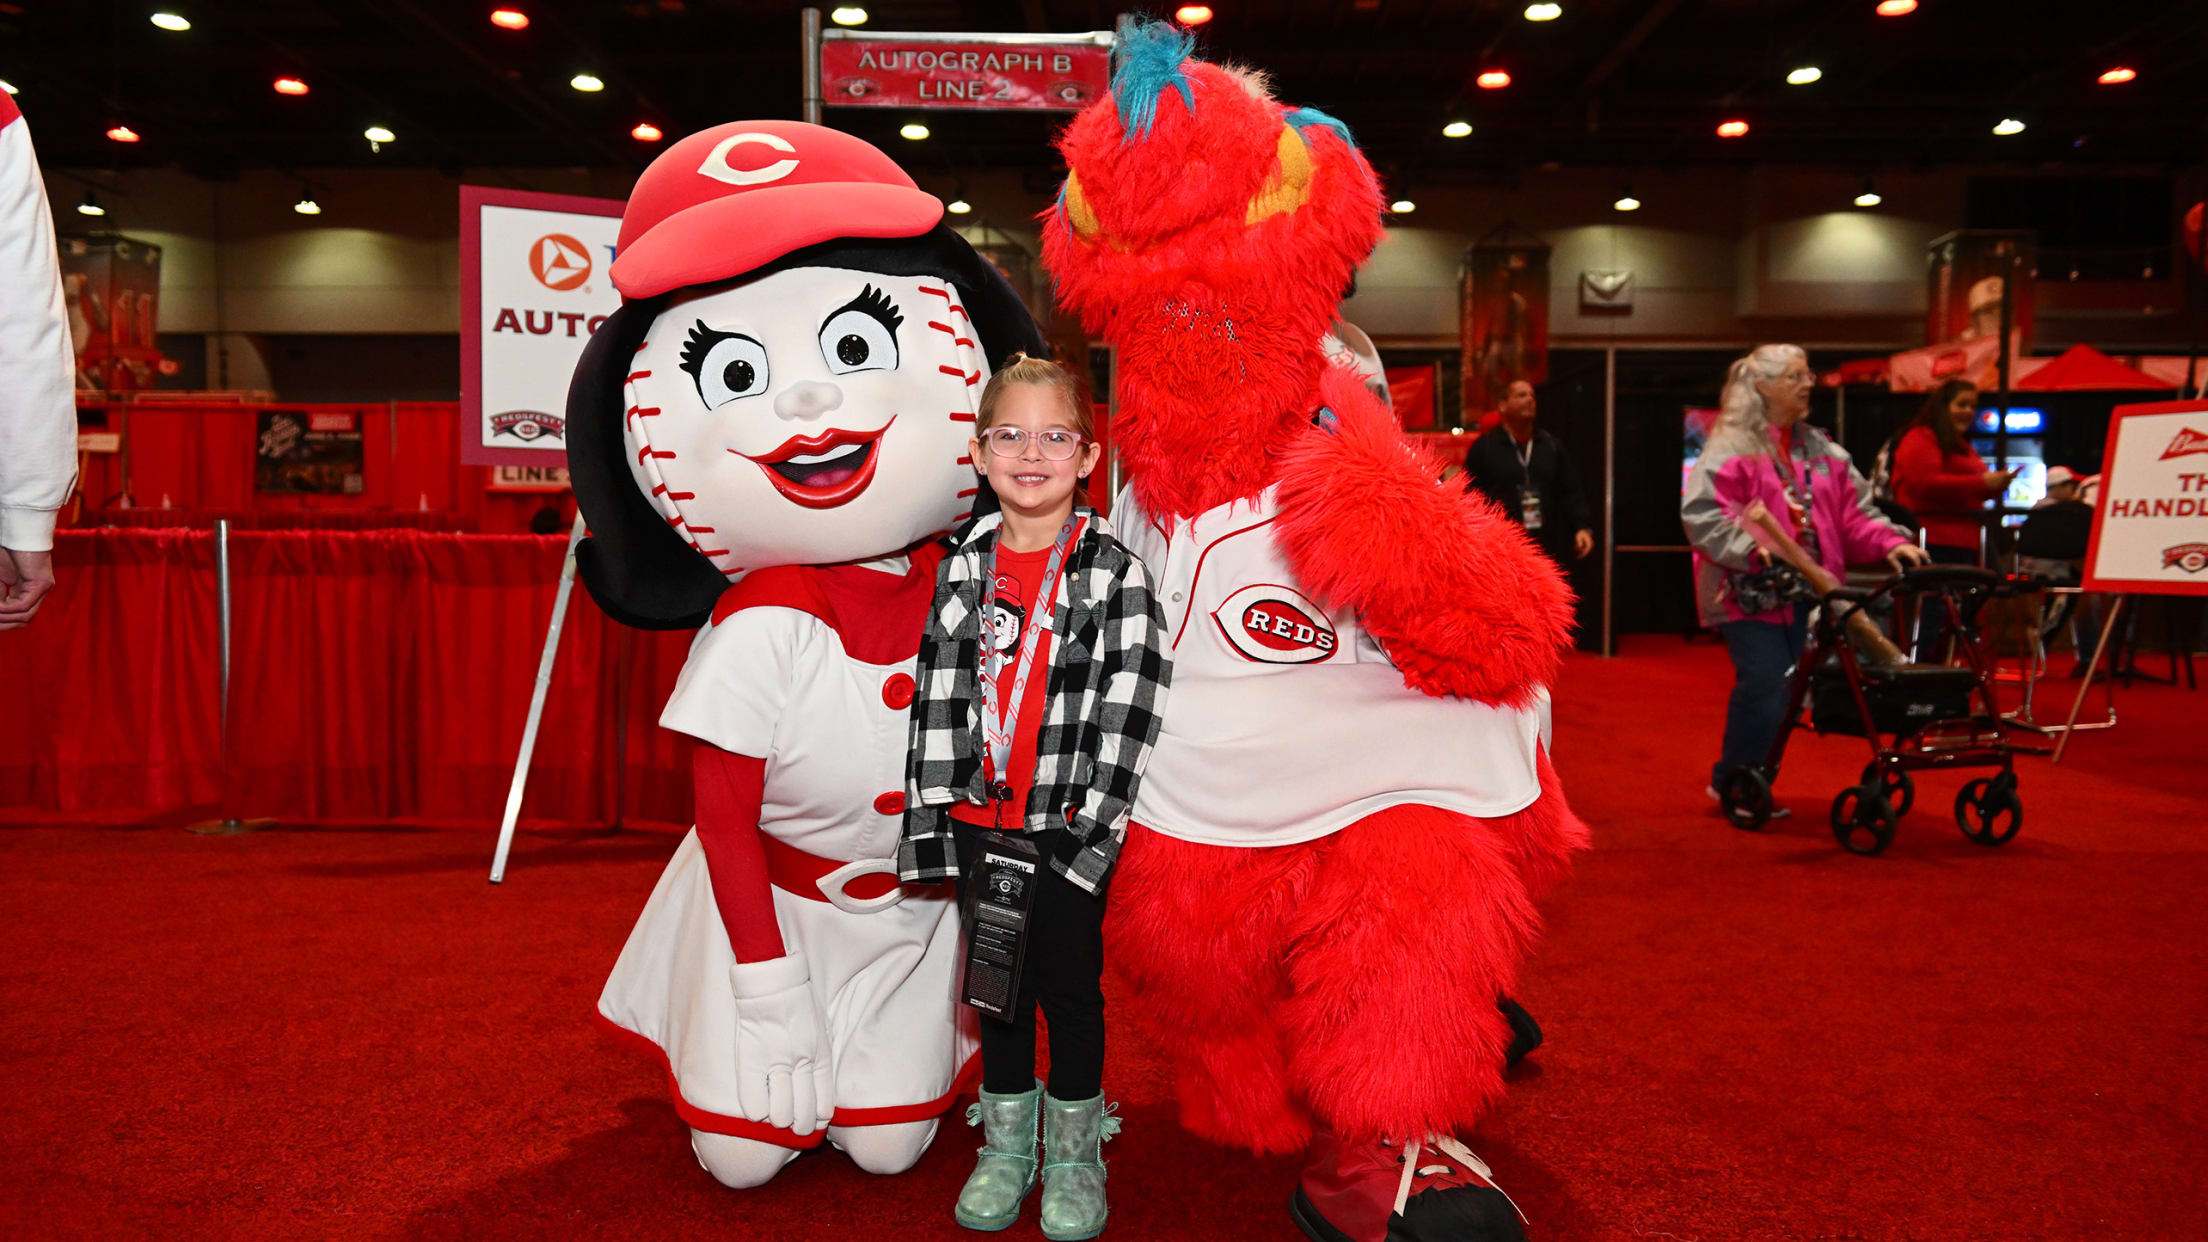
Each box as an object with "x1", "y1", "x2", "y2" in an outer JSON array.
[
  {"x1": 1285, "y1": 106, "x2": 1356, "y2": 149},
  {"x1": 1110, "y1": 15, "x2": 1195, "y2": 144}
]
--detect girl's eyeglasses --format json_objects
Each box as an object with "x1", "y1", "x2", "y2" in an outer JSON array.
[{"x1": 980, "y1": 427, "x2": 1087, "y2": 460}]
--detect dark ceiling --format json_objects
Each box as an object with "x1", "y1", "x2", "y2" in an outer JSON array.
[{"x1": 8, "y1": 1, "x2": 2206, "y2": 194}]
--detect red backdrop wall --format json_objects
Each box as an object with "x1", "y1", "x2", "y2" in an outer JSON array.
[{"x1": 2, "y1": 529, "x2": 696, "y2": 829}]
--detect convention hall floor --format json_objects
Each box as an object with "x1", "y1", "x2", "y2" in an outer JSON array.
[{"x1": 4, "y1": 644, "x2": 2201, "y2": 1241}]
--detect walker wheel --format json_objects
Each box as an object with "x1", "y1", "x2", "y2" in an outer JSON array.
[
  {"x1": 1720, "y1": 766, "x2": 1774, "y2": 831},
  {"x1": 1954, "y1": 774, "x2": 2022, "y2": 846},
  {"x1": 1859, "y1": 761, "x2": 1916, "y2": 818},
  {"x1": 1830, "y1": 786, "x2": 1898, "y2": 856}
]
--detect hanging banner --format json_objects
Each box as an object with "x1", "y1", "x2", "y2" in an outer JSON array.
[
  {"x1": 1920, "y1": 230, "x2": 2033, "y2": 390},
  {"x1": 460, "y1": 186, "x2": 625, "y2": 468},
  {"x1": 820, "y1": 29, "x2": 1114, "y2": 111},
  {"x1": 1462, "y1": 241, "x2": 1549, "y2": 422},
  {"x1": 59, "y1": 233, "x2": 168, "y2": 393},
  {"x1": 2083, "y1": 400, "x2": 2208, "y2": 596}
]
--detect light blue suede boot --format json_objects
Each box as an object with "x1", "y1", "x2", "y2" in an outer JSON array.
[
  {"x1": 1039, "y1": 1091, "x2": 1120, "y2": 1241},
  {"x1": 954, "y1": 1081, "x2": 1041, "y2": 1231}
]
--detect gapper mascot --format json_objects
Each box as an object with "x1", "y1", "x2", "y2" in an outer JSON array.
[
  {"x1": 568, "y1": 120, "x2": 1047, "y2": 1189},
  {"x1": 1040, "y1": 23, "x2": 1587, "y2": 1242}
]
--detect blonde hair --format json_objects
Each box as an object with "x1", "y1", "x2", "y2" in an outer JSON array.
[{"x1": 975, "y1": 352, "x2": 1096, "y2": 438}]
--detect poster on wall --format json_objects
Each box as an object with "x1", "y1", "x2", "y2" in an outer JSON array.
[
  {"x1": 2082, "y1": 400, "x2": 2208, "y2": 596},
  {"x1": 460, "y1": 186, "x2": 625, "y2": 467},
  {"x1": 1462, "y1": 237, "x2": 1549, "y2": 422},
  {"x1": 58, "y1": 233, "x2": 168, "y2": 392},
  {"x1": 256, "y1": 409, "x2": 366, "y2": 495}
]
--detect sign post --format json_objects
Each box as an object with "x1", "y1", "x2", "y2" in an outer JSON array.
[
  {"x1": 2054, "y1": 399, "x2": 2208, "y2": 762},
  {"x1": 462, "y1": 186, "x2": 622, "y2": 879}
]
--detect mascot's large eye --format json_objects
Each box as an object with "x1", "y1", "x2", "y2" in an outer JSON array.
[
  {"x1": 818, "y1": 285, "x2": 904, "y2": 376},
  {"x1": 679, "y1": 322, "x2": 770, "y2": 408}
]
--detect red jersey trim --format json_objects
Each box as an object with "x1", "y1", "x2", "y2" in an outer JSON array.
[
  {"x1": 593, "y1": 1012, "x2": 981, "y2": 1147},
  {"x1": 708, "y1": 542, "x2": 947, "y2": 666}
]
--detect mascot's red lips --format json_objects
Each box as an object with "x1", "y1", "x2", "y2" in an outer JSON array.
[{"x1": 731, "y1": 419, "x2": 892, "y2": 510}]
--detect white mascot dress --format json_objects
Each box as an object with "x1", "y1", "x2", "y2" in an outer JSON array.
[{"x1": 565, "y1": 120, "x2": 1048, "y2": 1188}]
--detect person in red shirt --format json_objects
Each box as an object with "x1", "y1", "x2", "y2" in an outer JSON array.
[{"x1": 1889, "y1": 379, "x2": 2014, "y2": 658}]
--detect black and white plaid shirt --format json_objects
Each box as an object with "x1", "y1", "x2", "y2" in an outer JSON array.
[{"x1": 897, "y1": 507, "x2": 1170, "y2": 895}]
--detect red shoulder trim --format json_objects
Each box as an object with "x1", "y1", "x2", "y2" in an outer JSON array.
[{"x1": 709, "y1": 565, "x2": 832, "y2": 630}]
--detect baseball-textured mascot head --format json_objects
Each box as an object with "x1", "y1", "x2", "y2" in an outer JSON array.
[
  {"x1": 1040, "y1": 18, "x2": 1386, "y2": 517},
  {"x1": 569, "y1": 121, "x2": 1046, "y2": 628}
]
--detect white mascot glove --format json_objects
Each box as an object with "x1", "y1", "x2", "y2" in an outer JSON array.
[{"x1": 728, "y1": 955, "x2": 837, "y2": 1136}]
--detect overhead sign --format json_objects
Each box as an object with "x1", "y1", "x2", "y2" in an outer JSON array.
[
  {"x1": 460, "y1": 186, "x2": 625, "y2": 467},
  {"x1": 819, "y1": 29, "x2": 1113, "y2": 111},
  {"x1": 2083, "y1": 400, "x2": 2208, "y2": 596}
]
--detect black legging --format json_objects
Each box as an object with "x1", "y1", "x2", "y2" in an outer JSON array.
[{"x1": 953, "y1": 824, "x2": 1108, "y2": 1101}]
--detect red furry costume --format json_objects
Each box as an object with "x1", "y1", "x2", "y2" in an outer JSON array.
[{"x1": 1039, "y1": 22, "x2": 1587, "y2": 1242}]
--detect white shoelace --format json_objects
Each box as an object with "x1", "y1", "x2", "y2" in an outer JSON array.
[{"x1": 1391, "y1": 1134, "x2": 1527, "y2": 1225}]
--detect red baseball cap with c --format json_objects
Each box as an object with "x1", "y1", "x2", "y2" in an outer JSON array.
[{"x1": 609, "y1": 120, "x2": 945, "y2": 300}]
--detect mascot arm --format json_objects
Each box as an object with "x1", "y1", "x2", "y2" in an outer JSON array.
[
  {"x1": 1271, "y1": 370, "x2": 1575, "y2": 708},
  {"x1": 692, "y1": 744, "x2": 787, "y2": 963}
]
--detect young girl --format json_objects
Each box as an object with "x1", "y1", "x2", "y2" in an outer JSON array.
[{"x1": 899, "y1": 354, "x2": 1169, "y2": 1240}]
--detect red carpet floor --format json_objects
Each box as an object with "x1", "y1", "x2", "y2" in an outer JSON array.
[{"x1": 4, "y1": 643, "x2": 2203, "y2": 1241}]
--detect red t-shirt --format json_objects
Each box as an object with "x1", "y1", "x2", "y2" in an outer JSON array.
[
  {"x1": 949, "y1": 540, "x2": 1059, "y2": 831},
  {"x1": 1891, "y1": 424, "x2": 1992, "y2": 550}
]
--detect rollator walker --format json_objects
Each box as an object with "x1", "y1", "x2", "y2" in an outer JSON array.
[{"x1": 1716, "y1": 503, "x2": 2037, "y2": 856}]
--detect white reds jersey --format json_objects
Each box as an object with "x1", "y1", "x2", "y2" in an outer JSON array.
[
  {"x1": 599, "y1": 566, "x2": 977, "y2": 1132},
  {"x1": 1115, "y1": 486, "x2": 1547, "y2": 848}
]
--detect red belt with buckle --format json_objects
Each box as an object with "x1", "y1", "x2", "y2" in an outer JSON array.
[{"x1": 759, "y1": 831, "x2": 903, "y2": 905}]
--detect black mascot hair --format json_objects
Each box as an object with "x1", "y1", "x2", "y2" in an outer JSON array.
[{"x1": 567, "y1": 223, "x2": 1049, "y2": 630}]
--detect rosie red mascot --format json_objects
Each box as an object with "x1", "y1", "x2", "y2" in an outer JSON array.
[{"x1": 1040, "y1": 22, "x2": 1587, "y2": 1242}]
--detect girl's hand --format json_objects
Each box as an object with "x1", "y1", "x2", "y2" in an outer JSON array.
[{"x1": 1982, "y1": 469, "x2": 2017, "y2": 493}]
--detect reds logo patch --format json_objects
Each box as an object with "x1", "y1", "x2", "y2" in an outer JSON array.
[
  {"x1": 490, "y1": 410, "x2": 565, "y2": 442},
  {"x1": 1212, "y1": 584, "x2": 1339, "y2": 664},
  {"x1": 2163, "y1": 542, "x2": 2208, "y2": 574},
  {"x1": 2160, "y1": 427, "x2": 2208, "y2": 462}
]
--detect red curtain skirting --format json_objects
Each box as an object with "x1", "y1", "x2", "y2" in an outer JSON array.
[{"x1": 1, "y1": 529, "x2": 695, "y2": 827}]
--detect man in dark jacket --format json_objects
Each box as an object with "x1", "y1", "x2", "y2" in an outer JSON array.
[{"x1": 1461, "y1": 379, "x2": 1593, "y2": 566}]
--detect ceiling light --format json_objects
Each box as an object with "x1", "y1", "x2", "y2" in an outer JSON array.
[
  {"x1": 294, "y1": 192, "x2": 321, "y2": 216},
  {"x1": 830, "y1": 6, "x2": 868, "y2": 24},
  {"x1": 570, "y1": 73, "x2": 604, "y2": 93},
  {"x1": 1476, "y1": 70, "x2": 1511, "y2": 90},
  {"x1": 273, "y1": 77, "x2": 309, "y2": 96},
  {"x1": 1875, "y1": 0, "x2": 1916, "y2": 14},
  {"x1": 630, "y1": 122, "x2": 663, "y2": 142},
  {"x1": 150, "y1": 12, "x2": 190, "y2": 32},
  {"x1": 0, "y1": 80, "x2": 17, "y2": 96},
  {"x1": 489, "y1": 8, "x2": 529, "y2": 30},
  {"x1": 1787, "y1": 66, "x2": 1821, "y2": 85},
  {"x1": 900, "y1": 122, "x2": 929, "y2": 140},
  {"x1": 1174, "y1": 4, "x2": 1214, "y2": 24},
  {"x1": 107, "y1": 125, "x2": 141, "y2": 143},
  {"x1": 1854, "y1": 180, "x2": 1882, "y2": 208},
  {"x1": 946, "y1": 199, "x2": 972, "y2": 214},
  {"x1": 1992, "y1": 117, "x2": 2025, "y2": 136},
  {"x1": 1442, "y1": 120, "x2": 1473, "y2": 138},
  {"x1": 1524, "y1": 3, "x2": 1562, "y2": 20},
  {"x1": 1389, "y1": 199, "x2": 1416, "y2": 214},
  {"x1": 364, "y1": 125, "x2": 395, "y2": 144},
  {"x1": 77, "y1": 191, "x2": 105, "y2": 217},
  {"x1": 2097, "y1": 67, "x2": 2136, "y2": 85},
  {"x1": 1716, "y1": 119, "x2": 1749, "y2": 138},
  {"x1": 1613, "y1": 192, "x2": 1640, "y2": 212}
]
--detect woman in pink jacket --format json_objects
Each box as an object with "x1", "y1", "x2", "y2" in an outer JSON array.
[{"x1": 1681, "y1": 345, "x2": 1929, "y2": 806}]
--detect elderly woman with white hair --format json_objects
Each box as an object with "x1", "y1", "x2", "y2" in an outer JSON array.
[{"x1": 1682, "y1": 344, "x2": 1929, "y2": 812}]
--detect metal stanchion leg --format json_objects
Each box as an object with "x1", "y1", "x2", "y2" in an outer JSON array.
[
  {"x1": 489, "y1": 514, "x2": 588, "y2": 883},
  {"x1": 2052, "y1": 596, "x2": 2125, "y2": 766},
  {"x1": 190, "y1": 519, "x2": 273, "y2": 835}
]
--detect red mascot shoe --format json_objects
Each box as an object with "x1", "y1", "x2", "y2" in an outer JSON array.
[{"x1": 1291, "y1": 1130, "x2": 1527, "y2": 1242}]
